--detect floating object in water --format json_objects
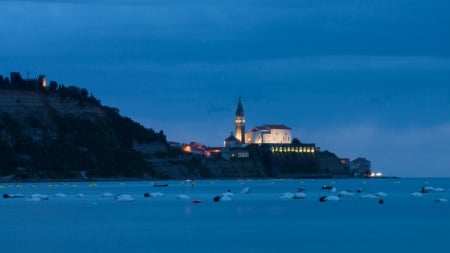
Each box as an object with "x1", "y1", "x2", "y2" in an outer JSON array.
[
  {"x1": 379, "y1": 199, "x2": 384, "y2": 204},
  {"x1": 30, "y1": 194, "x2": 49, "y2": 200},
  {"x1": 29, "y1": 193, "x2": 48, "y2": 201},
  {"x1": 115, "y1": 194, "x2": 134, "y2": 202},
  {"x1": 241, "y1": 186, "x2": 251, "y2": 194},
  {"x1": 421, "y1": 186, "x2": 434, "y2": 193},
  {"x1": 322, "y1": 185, "x2": 334, "y2": 190},
  {"x1": 338, "y1": 190, "x2": 354, "y2": 197},
  {"x1": 280, "y1": 192, "x2": 294, "y2": 199},
  {"x1": 213, "y1": 196, "x2": 221, "y2": 202},
  {"x1": 176, "y1": 194, "x2": 189, "y2": 200},
  {"x1": 144, "y1": 192, "x2": 150, "y2": 198},
  {"x1": 360, "y1": 194, "x2": 378, "y2": 199},
  {"x1": 293, "y1": 192, "x2": 306, "y2": 199},
  {"x1": 150, "y1": 192, "x2": 163, "y2": 197},
  {"x1": 410, "y1": 192, "x2": 422, "y2": 197},
  {"x1": 192, "y1": 200, "x2": 201, "y2": 204},
  {"x1": 319, "y1": 195, "x2": 340, "y2": 202},
  {"x1": 434, "y1": 198, "x2": 448, "y2": 203},
  {"x1": 3, "y1": 193, "x2": 26, "y2": 199},
  {"x1": 222, "y1": 192, "x2": 234, "y2": 198},
  {"x1": 219, "y1": 195, "x2": 232, "y2": 202},
  {"x1": 375, "y1": 192, "x2": 387, "y2": 197},
  {"x1": 325, "y1": 195, "x2": 340, "y2": 201}
]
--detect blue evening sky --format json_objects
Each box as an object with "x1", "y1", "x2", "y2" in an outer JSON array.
[{"x1": 1, "y1": 0, "x2": 449, "y2": 177}]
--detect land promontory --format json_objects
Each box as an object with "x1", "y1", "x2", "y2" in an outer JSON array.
[{"x1": 0, "y1": 74, "x2": 351, "y2": 180}]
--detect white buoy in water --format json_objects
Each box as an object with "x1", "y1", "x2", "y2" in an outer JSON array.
[
  {"x1": 150, "y1": 192, "x2": 164, "y2": 197},
  {"x1": 410, "y1": 192, "x2": 422, "y2": 197},
  {"x1": 360, "y1": 194, "x2": 378, "y2": 199},
  {"x1": 375, "y1": 192, "x2": 387, "y2": 197},
  {"x1": 338, "y1": 190, "x2": 354, "y2": 197},
  {"x1": 433, "y1": 187, "x2": 445, "y2": 192},
  {"x1": 325, "y1": 195, "x2": 340, "y2": 201},
  {"x1": 176, "y1": 194, "x2": 189, "y2": 200},
  {"x1": 30, "y1": 194, "x2": 49, "y2": 200},
  {"x1": 115, "y1": 194, "x2": 134, "y2": 202},
  {"x1": 280, "y1": 192, "x2": 294, "y2": 199},
  {"x1": 222, "y1": 192, "x2": 234, "y2": 197},
  {"x1": 220, "y1": 195, "x2": 232, "y2": 202}
]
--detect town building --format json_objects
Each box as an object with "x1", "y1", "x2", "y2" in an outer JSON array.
[{"x1": 245, "y1": 124, "x2": 292, "y2": 144}]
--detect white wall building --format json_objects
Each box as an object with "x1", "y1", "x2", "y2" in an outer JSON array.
[{"x1": 245, "y1": 124, "x2": 292, "y2": 144}]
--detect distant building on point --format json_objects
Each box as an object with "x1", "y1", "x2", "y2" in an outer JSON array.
[{"x1": 246, "y1": 124, "x2": 292, "y2": 144}]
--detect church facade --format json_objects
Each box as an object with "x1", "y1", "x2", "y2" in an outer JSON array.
[
  {"x1": 245, "y1": 124, "x2": 292, "y2": 144},
  {"x1": 228, "y1": 98, "x2": 292, "y2": 145}
]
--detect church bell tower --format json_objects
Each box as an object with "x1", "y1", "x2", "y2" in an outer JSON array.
[{"x1": 235, "y1": 97, "x2": 245, "y2": 143}]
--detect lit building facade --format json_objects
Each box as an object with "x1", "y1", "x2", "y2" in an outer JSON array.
[
  {"x1": 246, "y1": 124, "x2": 292, "y2": 144},
  {"x1": 235, "y1": 97, "x2": 245, "y2": 143}
]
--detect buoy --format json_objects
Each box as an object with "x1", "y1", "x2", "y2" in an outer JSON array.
[
  {"x1": 319, "y1": 196, "x2": 327, "y2": 202},
  {"x1": 293, "y1": 192, "x2": 306, "y2": 199},
  {"x1": 144, "y1": 192, "x2": 150, "y2": 198},
  {"x1": 378, "y1": 199, "x2": 384, "y2": 204},
  {"x1": 176, "y1": 194, "x2": 189, "y2": 200},
  {"x1": 192, "y1": 200, "x2": 201, "y2": 204},
  {"x1": 115, "y1": 194, "x2": 134, "y2": 202},
  {"x1": 213, "y1": 196, "x2": 221, "y2": 202}
]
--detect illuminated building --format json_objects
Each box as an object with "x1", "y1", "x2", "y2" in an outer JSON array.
[
  {"x1": 246, "y1": 124, "x2": 292, "y2": 144},
  {"x1": 235, "y1": 97, "x2": 245, "y2": 143}
]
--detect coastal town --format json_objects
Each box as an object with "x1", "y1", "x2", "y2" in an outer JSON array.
[{"x1": 1, "y1": 71, "x2": 373, "y2": 179}]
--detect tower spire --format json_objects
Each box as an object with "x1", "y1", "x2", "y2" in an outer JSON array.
[{"x1": 235, "y1": 97, "x2": 245, "y2": 143}]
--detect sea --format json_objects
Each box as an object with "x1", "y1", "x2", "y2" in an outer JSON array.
[{"x1": 1, "y1": 178, "x2": 449, "y2": 253}]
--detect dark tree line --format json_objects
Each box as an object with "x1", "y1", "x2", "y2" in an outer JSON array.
[{"x1": 0, "y1": 72, "x2": 101, "y2": 106}]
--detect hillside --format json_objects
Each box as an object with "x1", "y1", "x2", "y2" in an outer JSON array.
[
  {"x1": 0, "y1": 73, "x2": 352, "y2": 180},
  {"x1": 0, "y1": 89, "x2": 166, "y2": 180}
]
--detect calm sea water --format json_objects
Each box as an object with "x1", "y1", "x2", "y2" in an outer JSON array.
[{"x1": 1, "y1": 178, "x2": 449, "y2": 253}]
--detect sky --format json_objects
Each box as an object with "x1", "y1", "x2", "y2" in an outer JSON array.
[{"x1": 1, "y1": 0, "x2": 450, "y2": 177}]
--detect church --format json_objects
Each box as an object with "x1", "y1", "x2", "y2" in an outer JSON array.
[
  {"x1": 227, "y1": 97, "x2": 293, "y2": 145},
  {"x1": 222, "y1": 98, "x2": 298, "y2": 160}
]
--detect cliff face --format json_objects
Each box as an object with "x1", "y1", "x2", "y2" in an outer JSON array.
[
  {"x1": 145, "y1": 145, "x2": 349, "y2": 180},
  {"x1": 0, "y1": 90, "x2": 165, "y2": 180}
]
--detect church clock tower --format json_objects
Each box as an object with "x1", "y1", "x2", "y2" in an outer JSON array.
[{"x1": 235, "y1": 97, "x2": 245, "y2": 143}]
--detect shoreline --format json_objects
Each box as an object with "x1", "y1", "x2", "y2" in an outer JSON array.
[{"x1": 0, "y1": 175, "x2": 407, "y2": 184}]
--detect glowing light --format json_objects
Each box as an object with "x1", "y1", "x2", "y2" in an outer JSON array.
[
  {"x1": 369, "y1": 172, "x2": 383, "y2": 177},
  {"x1": 182, "y1": 145, "x2": 192, "y2": 153}
]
